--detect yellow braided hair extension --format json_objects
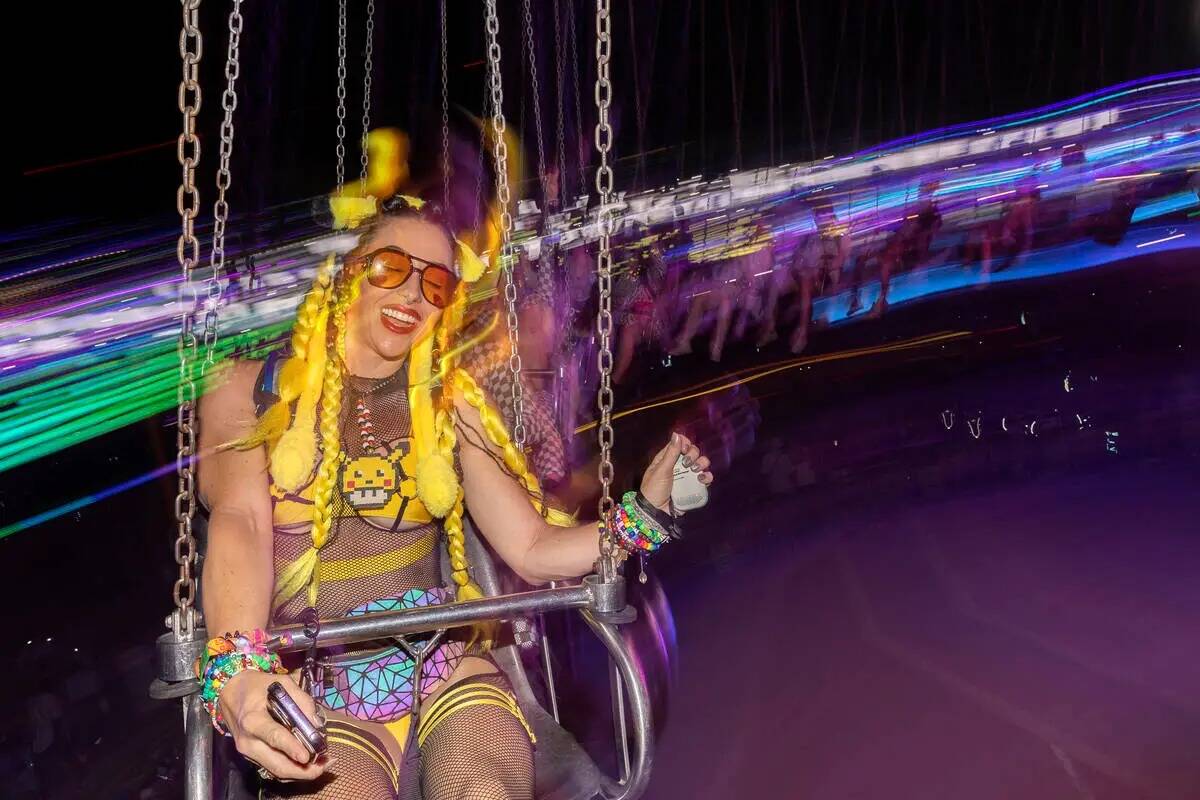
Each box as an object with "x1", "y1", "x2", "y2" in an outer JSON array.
[
  {"x1": 435, "y1": 403, "x2": 495, "y2": 649},
  {"x1": 433, "y1": 288, "x2": 482, "y2": 600},
  {"x1": 410, "y1": 328, "x2": 458, "y2": 518},
  {"x1": 273, "y1": 274, "x2": 359, "y2": 609},
  {"x1": 448, "y1": 368, "x2": 575, "y2": 528},
  {"x1": 232, "y1": 256, "x2": 335, "y2": 454},
  {"x1": 268, "y1": 304, "x2": 329, "y2": 491}
]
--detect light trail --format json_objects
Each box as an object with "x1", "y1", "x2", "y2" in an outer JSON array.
[
  {"x1": 0, "y1": 461, "x2": 180, "y2": 541},
  {"x1": 1, "y1": 69, "x2": 1198, "y2": 483},
  {"x1": 574, "y1": 331, "x2": 973, "y2": 434}
]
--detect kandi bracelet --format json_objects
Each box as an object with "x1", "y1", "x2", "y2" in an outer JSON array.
[
  {"x1": 197, "y1": 629, "x2": 288, "y2": 734},
  {"x1": 611, "y1": 491, "x2": 674, "y2": 555}
]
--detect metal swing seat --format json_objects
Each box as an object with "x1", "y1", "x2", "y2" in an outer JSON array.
[
  {"x1": 160, "y1": 513, "x2": 665, "y2": 800},
  {"x1": 156, "y1": 2, "x2": 664, "y2": 799}
]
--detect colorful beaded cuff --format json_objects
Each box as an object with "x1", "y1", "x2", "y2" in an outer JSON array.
[
  {"x1": 196, "y1": 629, "x2": 287, "y2": 733},
  {"x1": 611, "y1": 491, "x2": 674, "y2": 556}
]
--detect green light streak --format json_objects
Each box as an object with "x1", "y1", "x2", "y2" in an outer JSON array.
[{"x1": 0, "y1": 322, "x2": 290, "y2": 474}]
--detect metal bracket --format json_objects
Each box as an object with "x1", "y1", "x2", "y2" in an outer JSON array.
[
  {"x1": 585, "y1": 574, "x2": 637, "y2": 624},
  {"x1": 156, "y1": 626, "x2": 208, "y2": 684}
]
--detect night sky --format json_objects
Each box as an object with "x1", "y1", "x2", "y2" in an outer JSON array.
[{"x1": 8, "y1": 1, "x2": 1200, "y2": 230}]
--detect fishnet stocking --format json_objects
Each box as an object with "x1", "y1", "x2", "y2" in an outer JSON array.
[
  {"x1": 264, "y1": 720, "x2": 398, "y2": 800},
  {"x1": 419, "y1": 675, "x2": 535, "y2": 800}
]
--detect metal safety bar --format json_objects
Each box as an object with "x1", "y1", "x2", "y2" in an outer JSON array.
[{"x1": 265, "y1": 574, "x2": 627, "y2": 653}]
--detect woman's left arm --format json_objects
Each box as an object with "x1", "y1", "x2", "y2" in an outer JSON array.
[{"x1": 455, "y1": 397, "x2": 711, "y2": 585}]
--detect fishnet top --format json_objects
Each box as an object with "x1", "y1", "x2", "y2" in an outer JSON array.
[{"x1": 267, "y1": 366, "x2": 448, "y2": 626}]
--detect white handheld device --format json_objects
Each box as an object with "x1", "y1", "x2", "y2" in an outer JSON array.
[{"x1": 671, "y1": 454, "x2": 709, "y2": 512}]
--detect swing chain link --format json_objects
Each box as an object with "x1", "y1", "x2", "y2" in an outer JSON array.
[
  {"x1": 554, "y1": 0, "x2": 567, "y2": 208},
  {"x1": 172, "y1": 0, "x2": 204, "y2": 636},
  {"x1": 523, "y1": 0, "x2": 548, "y2": 201},
  {"x1": 568, "y1": 0, "x2": 585, "y2": 197},
  {"x1": 335, "y1": 0, "x2": 348, "y2": 195},
  {"x1": 359, "y1": 0, "x2": 376, "y2": 186},
  {"x1": 483, "y1": 0, "x2": 528, "y2": 451},
  {"x1": 594, "y1": 0, "x2": 618, "y2": 574},
  {"x1": 205, "y1": 0, "x2": 244, "y2": 375},
  {"x1": 440, "y1": 0, "x2": 451, "y2": 217}
]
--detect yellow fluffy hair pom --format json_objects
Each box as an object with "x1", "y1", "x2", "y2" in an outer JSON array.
[
  {"x1": 415, "y1": 451, "x2": 459, "y2": 519},
  {"x1": 456, "y1": 239, "x2": 487, "y2": 283},
  {"x1": 269, "y1": 306, "x2": 329, "y2": 491},
  {"x1": 270, "y1": 418, "x2": 318, "y2": 492}
]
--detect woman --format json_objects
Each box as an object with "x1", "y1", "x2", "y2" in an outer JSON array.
[{"x1": 197, "y1": 195, "x2": 714, "y2": 800}]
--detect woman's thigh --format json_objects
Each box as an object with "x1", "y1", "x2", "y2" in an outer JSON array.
[
  {"x1": 418, "y1": 668, "x2": 535, "y2": 800},
  {"x1": 264, "y1": 718, "x2": 401, "y2": 800}
]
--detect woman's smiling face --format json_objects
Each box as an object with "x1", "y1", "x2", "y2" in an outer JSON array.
[{"x1": 343, "y1": 215, "x2": 455, "y2": 378}]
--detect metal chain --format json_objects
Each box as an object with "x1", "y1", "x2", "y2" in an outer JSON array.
[
  {"x1": 522, "y1": 0, "x2": 548, "y2": 201},
  {"x1": 593, "y1": 0, "x2": 618, "y2": 574},
  {"x1": 475, "y1": 51, "x2": 491, "y2": 231},
  {"x1": 554, "y1": 0, "x2": 567, "y2": 208},
  {"x1": 483, "y1": 0, "x2": 527, "y2": 451},
  {"x1": 335, "y1": 0, "x2": 348, "y2": 195},
  {"x1": 568, "y1": 0, "x2": 586, "y2": 197},
  {"x1": 359, "y1": 0, "x2": 376, "y2": 187},
  {"x1": 173, "y1": 0, "x2": 203, "y2": 636},
  {"x1": 205, "y1": 0, "x2": 244, "y2": 375},
  {"x1": 440, "y1": 0, "x2": 451, "y2": 217}
]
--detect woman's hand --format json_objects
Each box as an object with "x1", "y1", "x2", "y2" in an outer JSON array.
[
  {"x1": 640, "y1": 432, "x2": 713, "y2": 513},
  {"x1": 219, "y1": 671, "x2": 330, "y2": 781}
]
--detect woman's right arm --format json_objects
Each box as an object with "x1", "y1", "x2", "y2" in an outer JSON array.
[
  {"x1": 199, "y1": 361, "x2": 275, "y2": 635},
  {"x1": 198, "y1": 361, "x2": 327, "y2": 780}
]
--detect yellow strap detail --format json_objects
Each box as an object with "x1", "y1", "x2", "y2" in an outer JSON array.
[
  {"x1": 273, "y1": 529, "x2": 437, "y2": 609},
  {"x1": 325, "y1": 719, "x2": 399, "y2": 787},
  {"x1": 314, "y1": 528, "x2": 437, "y2": 583},
  {"x1": 416, "y1": 684, "x2": 535, "y2": 749},
  {"x1": 327, "y1": 735, "x2": 398, "y2": 789}
]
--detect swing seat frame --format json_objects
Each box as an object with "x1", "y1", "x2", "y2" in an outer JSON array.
[{"x1": 155, "y1": 518, "x2": 657, "y2": 800}]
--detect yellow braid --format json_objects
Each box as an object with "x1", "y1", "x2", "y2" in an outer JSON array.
[
  {"x1": 435, "y1": 403, "x2": 496, "y2": 649},
  {"x1": 288, "y1": 261, "x2": 334, "y2": 372},
  {"x1": 234, "y1": 257, "x2": 335, "y2": 452},
  {"x1": 335, "y1": 273, "x2": 364, "y2": 367},
  {"x1": 432, "y1": 288, "x2": 481, "y2": 602},
  {"x1": 448, "y1": 368, "x2": 574, "y2": 528},
  {"x1": 273, "y1": 275, "x2": 358, "y2": 609},
  {"x1": 308, "y1": 279, "x2": 358, "y2": 595}
]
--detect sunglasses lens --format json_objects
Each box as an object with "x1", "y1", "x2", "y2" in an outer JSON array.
[
  {"x1": 367, "y1": 250, "x2": 413, "y2": 289},
  {"x1": 421, "y1": 267, "x2": 458, "y2": 308}
]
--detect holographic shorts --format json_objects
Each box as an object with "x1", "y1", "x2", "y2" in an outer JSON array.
[{"x1": 319, "y1": 587, "x2": 466, "y2": 722}]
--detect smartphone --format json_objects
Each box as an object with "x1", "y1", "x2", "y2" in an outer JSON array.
[{"x1": 266, "y1": 681, "x2": 327, "y2": 762}]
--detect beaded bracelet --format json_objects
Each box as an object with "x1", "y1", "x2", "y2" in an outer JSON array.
[
  {"x1": 628, "y1": 491, "x2": 683, "y2": 541},
  {"x1": 610, "y1": 491, "x2": 676, "y2": 556},
  {"x1": 196, "y1": 629, "x2": 288, "y2": 734}
]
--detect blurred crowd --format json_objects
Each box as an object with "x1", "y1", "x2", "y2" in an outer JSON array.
[{"x1": 475, "y1": 152, "x2": 1198, "y2": 495}]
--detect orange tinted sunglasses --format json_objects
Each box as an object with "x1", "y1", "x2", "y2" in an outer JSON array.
[{"x1": 348, "y1": 246, "x2": 460, "y2": 308}]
